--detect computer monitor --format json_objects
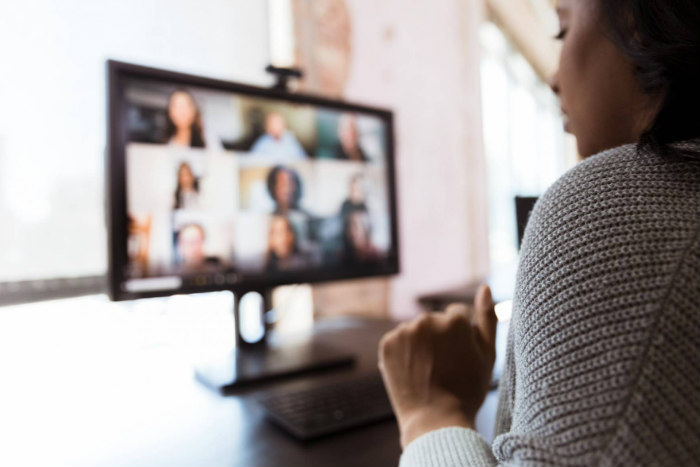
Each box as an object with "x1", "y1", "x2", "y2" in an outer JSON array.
[
  {"x1": 106, "y1": 61, "x2": 399, "y2": 389},
  {"x1": 514, "y1": 196, "x2": 538, "y2": 249}
]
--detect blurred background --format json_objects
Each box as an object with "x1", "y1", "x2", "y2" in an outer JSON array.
[
  {"x1": 0, "y1": 2, "x2": 582, "y2": 464},
  {"x1": 0, "y1": 0, "x2": 576, "y2": 319}
]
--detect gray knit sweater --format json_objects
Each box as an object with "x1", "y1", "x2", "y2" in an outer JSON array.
[{"x1": 400, "y1": 141, "x2": 700, "y2": 467}]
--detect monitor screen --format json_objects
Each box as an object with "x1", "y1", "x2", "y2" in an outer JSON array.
[{"x1": 107, "y1": 62, "x2": 399, "y2": 300}]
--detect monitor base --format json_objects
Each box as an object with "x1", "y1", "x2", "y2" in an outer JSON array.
[{"x1": 194, "y1": 339, "x2": 355, "y2": 393}]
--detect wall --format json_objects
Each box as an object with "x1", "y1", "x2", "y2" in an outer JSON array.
[{"x1": 342, "y1": 0, "x2": 490, "y2": 318}]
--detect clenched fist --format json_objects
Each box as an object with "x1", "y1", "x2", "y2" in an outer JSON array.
[{"x1": 378, "y1": 285, "x2": 497, "y2": 448}]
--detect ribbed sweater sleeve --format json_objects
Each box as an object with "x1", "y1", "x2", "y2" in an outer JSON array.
[
  {"x1": 398, "y1": 141, "x2": 700, "y2": 467},
  {"x1": 400, "y1": 428, "x2": 497, "y2": 467}
]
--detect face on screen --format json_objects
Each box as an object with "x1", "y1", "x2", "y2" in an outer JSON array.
[{"x1": 122, "y1": 80, "x2": 393, "y2": 289}]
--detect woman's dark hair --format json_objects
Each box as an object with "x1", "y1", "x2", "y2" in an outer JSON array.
[
  {"x1": 165, "y1": 89, "x2": 206, "y2": 148},
  {"x1": 174, "y1": 162, "x2": 199, "y2": 209},
  {"x1": 600, "y1": 0, "x2": 700, "y2": 157},
  {"x1": 266, "y1": 166, "x2": 303, "y2": 210}
]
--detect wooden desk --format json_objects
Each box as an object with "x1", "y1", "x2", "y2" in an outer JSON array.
[{"x1": 0, "y1": 296, "x2": 500, "y2": 467}]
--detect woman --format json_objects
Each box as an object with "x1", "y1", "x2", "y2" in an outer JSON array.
[
  {"x1": 336, "y1": 113, "x2": 369, "y2": 162},
  {"x1": 266, "y1": 165, "x2": 304, "y2": 215},
  {"x1": 265, "y1": 215, "x2": 308, "y2": 272},
  {"x1": 379, "y1": 1, "x2": 700, "y2": 466},
  {"x1": 173, "y1": 162, "x2": 200, "y2": 210},
  {"x1": 342, "y1": 209, "x2": 379, "y2": 265},
  {"x1": 339, "y1": 174, "x2": 369, "y2": 219},
  {"x1": 165, "y1": 89, "x2": 206, "y2": 148}
]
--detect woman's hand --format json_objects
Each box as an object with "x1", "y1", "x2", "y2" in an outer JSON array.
[{"x1": 378, "y1": 285, "x2": 497, "y2": 448}]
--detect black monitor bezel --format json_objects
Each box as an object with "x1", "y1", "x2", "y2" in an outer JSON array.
[{"x1": 107, "y1": 60, "x2": 400, "y2": 301}]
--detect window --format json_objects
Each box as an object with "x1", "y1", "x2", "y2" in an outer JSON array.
[
  {"x1": 480, "y1": 21, "x2": 576, "y2": 277},
  {"x1": 0, "y1": 1, "x2": 270, "y2": 291}
]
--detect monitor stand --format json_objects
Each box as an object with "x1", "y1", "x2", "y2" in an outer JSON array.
[{"x1": 194, "y1": 288, "x2": 355, "y2": 394}]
